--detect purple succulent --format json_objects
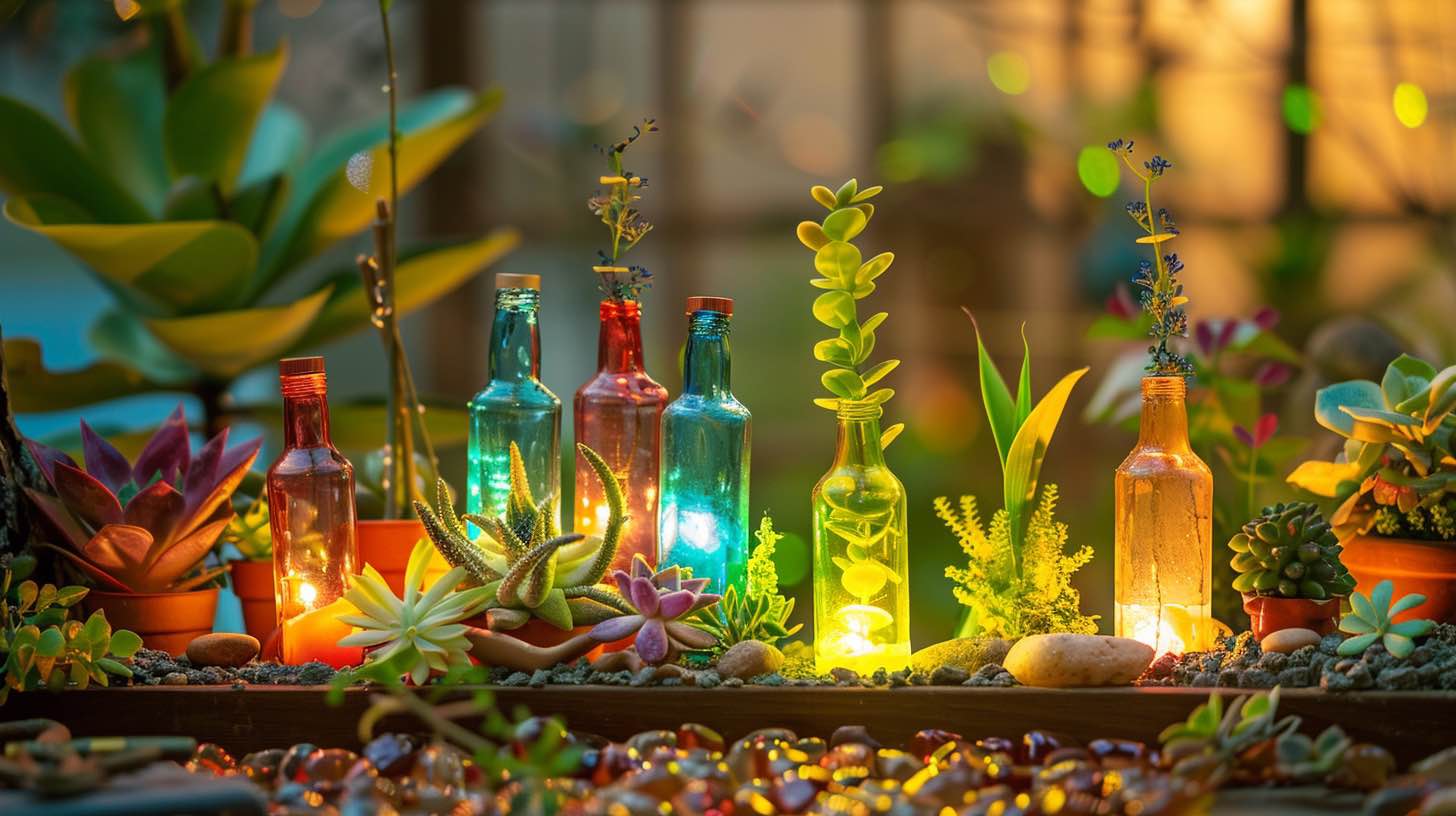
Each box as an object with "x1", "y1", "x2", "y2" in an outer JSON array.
[
  {"x1": 588, "y1": 554, "x2": 720, "y2": 664},
  {"x1": 25, "y1": 405, "x2": 261, "y2": 594}
]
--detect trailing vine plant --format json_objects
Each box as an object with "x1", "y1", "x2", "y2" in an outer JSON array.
[
  {"x1": 589, "y1": 119, "x2": 659, "y2": 302},
  {"x1": 1108, "y1": 139, "x2": 1193, "y2": 377},
  {"x1": 796, "y1": 179, "x2": 904, "y2": 449}
]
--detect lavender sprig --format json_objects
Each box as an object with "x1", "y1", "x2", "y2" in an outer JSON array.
[{"x1": 589, "y1": 119, "x2": 659, "y2": 302}]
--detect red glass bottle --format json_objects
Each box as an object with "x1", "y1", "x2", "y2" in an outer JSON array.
[
  {"x1": 574, "y1": 298, "x2": 668, "y2": 571},
  {"x1": 266, "y1": 357, "x2": 362, "y2": 667}
]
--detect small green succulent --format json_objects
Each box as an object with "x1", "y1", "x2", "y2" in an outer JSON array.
[
  {"x1": 1159, "y1": 688, "x2": 1301, "y2": 784},
  {"x1": 1228, "y1": 501, "x2": 1355, "y2": 600},
  {"x1": 689, "y1": 515, "x2": 802, "y2": 650},
  {"x1": 1275, "y1": 725, "x2": 1351, "y2": 783},
  {"x1": 220, "y1": 494, "x2": 271, "y2": 562},
  {"x1": 1336, "y1": 579, "x2": 1433, "y2": 659}
]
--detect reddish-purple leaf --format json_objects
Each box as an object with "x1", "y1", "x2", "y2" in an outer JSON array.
[
  {"x1": 123, "y1": 480, "x2": 186, "y2": 549},
  {"x1": 1215, "y1": 319, "x2": 1238, "y2": 354},
  {"x1": 667, "y1": 621, "x2": 718, "y2": 649},
  {"x1": 635, "y1": 618, "x2": 669, "y2": 664},
  {"x1": 84, "y1": 523, "x2": 153, "y2": 572},
  {"x1": 657, "y1": 589, "x2": 696, "y2": 620},
  {"x1": 680, "y1": 577, "x2": 711, "y2": 595},
  {"x1": 145, "y1": 517, "x2": 229, "y2": 592},
  {"x1": 52, "y1": 462, "x2": 122, "y2": 529},
  {"x1": 1253, "y1": 361, "x2": 1291, "y2": 388},
  {"x1": 23, "y1": 439, "x2": 76, "y2": 487},
  {"x1": 132, "y1": 404, "x2": 190, "y2": 487},
  {"x1": 1233, "y1": 425, "x2": 1255, "y2": 449},
  {"x1": 1254, "y1": 413, "x2": 1279, "y2": 447},
  {"x1": 629, "y1": 576, "x2": 659, "y2": 617},
  {"x1": 1105, "y1": 282, "x2": 1138, "y2": 320},
  {"x1": 79, "y1": 421, "x2": 132, "y2": 494},
  {"x1": 652, "y1": 564, "x2": 682, "y2": 592},
  {"x1": 25, "y1": 488, "x2": 91, "y2": 551},
  {"x1": 1253, "y1": 307, "x2": 1280, "y2": 330},
  {"x1": 589, "y1": 614, "x2": 643, "y2": 643},
  {"x1": 35, "y1": 543, "x2": 134, "y2": 592},
  {"x1": 1195, "y1": 322, "x2": 1215, "y2": 358}
]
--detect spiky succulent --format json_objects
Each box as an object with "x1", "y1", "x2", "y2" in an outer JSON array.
[
  {"x1": 1336, "y1": 579, "x2": 1433, "y2": 659},
  {"x1": 689, "y1": 515, "x2": 802, "y2": 650},
  {"x1": 338, "y1": 539, "x2": 492, "y2": 685},
  {"x1": 415, "y1": 442, "x2": 633, "y2": 632},
  {"x1": 25, "y1": 405, "x2": 261, "y2": 593},
  {"x1": 589, "y1": 553, "x2": 720, "y2": 664},
  {"x1": 1228, "y1": 502, "x2": 1355, "y2": 600}
]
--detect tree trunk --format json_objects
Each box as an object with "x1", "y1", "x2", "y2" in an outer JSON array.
[{"x1": 0, "y1": 325, "x2": 41, "y2": 559}]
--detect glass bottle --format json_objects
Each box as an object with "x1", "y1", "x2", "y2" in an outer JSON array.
[
  {"x1": 267, "y1": 357, "x2": 362, "y2": 668},
  {"x1": 811, "y1": 399, "x2": 910, "y2": 675},
  {"x1": 1115, "y1": 375, "x2": 1214, "y2": 655},
  {"x1": 468, "y1": 273, "x2": 561, "y2": 524},
  {"x1": 575, "y1": 298, "x2": 668, "y2": 572},
  {"x1": 658, "y1": 297, "x2": 751, "y2": 595}
]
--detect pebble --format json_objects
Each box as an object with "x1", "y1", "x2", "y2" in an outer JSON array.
[
  {"x1": 186, "y1": 633, "x2": 260, "y2": 668},
  {"x1": 1258, "y1": 627, "x2": 1322, "y2": 655},
  {"x1": 830, "y1": 667, "x2": 860, "y2": 685},
  {"x1": 910, "y1": 637, "x2": 1011, "y2": 675},
  {"x1": 715, "y1": 640, "x2": 784, "y2": 680},
  {"x1": 929, "y1": 665, "x2": 970, "y2": 685},
  {"x1": 1003, "y1": 634, "x2": 1154, "y2": 688},
  {"x1": 162, "y1": 672, "x2": 189, "y2": 685}
]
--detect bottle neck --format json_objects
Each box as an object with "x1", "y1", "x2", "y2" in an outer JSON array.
[
  {"x1": 282, "y1": 390, "x2": 331, "y2": 449},
  {"x1": 683, "y1": 311, "x2": 731, "y2": 397},
  {"x1": 489, "y1": 288, "x2": 542, "y2": 382},
  {"x1": 833, "y1": 401, "x2": 886, "y2": 468},
  {"x1": 597, "y1": 299, "x2": 646, "y2": 374},
  {"x1": 1137, "y1": 376, "x2": 1191, "y2": 451}
]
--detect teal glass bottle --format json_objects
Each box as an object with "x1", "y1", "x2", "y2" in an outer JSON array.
[
  {"x1": 468, "y1": 273, "x2": 561, "y2": 523},
  {"x1": 657, "y1": 296, "x2": 751, "y2": 594}
]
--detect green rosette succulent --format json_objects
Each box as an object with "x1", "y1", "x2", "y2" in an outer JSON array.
[{"x1": 1228, "y1": 501, "x2": 1356, "y2": 600}]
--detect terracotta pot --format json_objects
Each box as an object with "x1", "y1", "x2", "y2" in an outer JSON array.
[
  {"x1": 229, "y1": 559, "x2": 276, "y2": 644},
  {"x1": 1240, "y1": 592, "x2": 1342, "y2": 641},
  {"x1": 357, "y1": 519, "x2": 448, "y2": 595},
  {"x1": 1342, "y1": 534, "x2": 1456, "y2": 624},
  {"x1": 85, "y1": 588, "x2": 219, "y2": 657}
]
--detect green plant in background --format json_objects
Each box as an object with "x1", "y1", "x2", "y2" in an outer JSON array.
[
  {"x1": 1275, "y1": 724, "x2": 1352, "y2": 784},
  {"x1": 942, "y1": 315, "x2": 1091, "y2": 638},
  {"x1": 1228, "y1": 501, "x2": 1355, "y2": 600},
  {"x1": 415, "y1": 443, "x2": 633, "y2": 632},
  {"x1": 219, "y1": 494, "x2": 270, "y2": 562},
  {"x1": 1, "y1": 555, "x2": 143, "y2": 703},
  {"x1": 0, "y1": 0, "x2": 517, "y2": 445},
  {"x1": 589, "y1": 119, "x2": 658, "y2": 302},
  {"x1": 689, "y1": 514, "x2": 803, "y2": 649},
  {"x1": 1158, "y1": 687, "x2": 1301, "y2": 785},
  {"x1": 939, "y1": 486, "x2": 1096, "y2": 639},
  {"x1": 1287, "y1": 354, "x2": 1456, "y2": 541},
  {"x1": 338, "y1": 539, "x2": 492, "y2": 685},
  {"x1": 1336, "y1": 578, "x2": 1433, "y2": 659},
  {"x1": 796, "y1": 178, "x2": 904, "y2": 450}
]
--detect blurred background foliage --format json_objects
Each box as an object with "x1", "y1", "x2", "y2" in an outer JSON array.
[{"x1": 2, "y1": 0, "x2": 1454, "y2": 647}]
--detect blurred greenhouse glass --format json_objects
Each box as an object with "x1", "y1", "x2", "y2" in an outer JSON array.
[{"x1": 2, "y1": 0, "x2": 1454, "y2": 648}]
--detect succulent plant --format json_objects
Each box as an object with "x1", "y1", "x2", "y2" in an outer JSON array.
[
  {"x1": 689, "y1": 515, "x2": 802, "y2": 650},
  {"x1": 1, "y1": 555, "x2": 143, "y2": 704},
  {"x1": 1228, "y1": 501, "x2": 1356, "y2": 600},
  {"x1": 1159, "y1": 688, "x2": 1301, "y2": 785},
  {"x1": 1275, "y1": 725, "x2": 1352, "y2": 783},
  {"x1": 1287, "y1": 354, "x2": 1456, "y2": 540},
  {"x1": 25, "y1": 406, "x2": 261, "y2": 593},
  {"x1": 219, "y1": 494, "x2": 271, "y2": 562},
  {"x1": 1336, "y1": 579, "x2": 1433, "y2": 659},
  {"x1": 589, "y1": 554, "x2": 720, "y2": 664},
  {"x1": 415, "y1": 442, "x2": 634, "y2": 632},
  {"x1": 338, "y1": 539, "x2": 492, "y2": 685}
]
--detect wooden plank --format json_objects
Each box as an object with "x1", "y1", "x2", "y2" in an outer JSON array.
[{"x1": 4, "y1": 686, "x2": 1453, "y2": 765}]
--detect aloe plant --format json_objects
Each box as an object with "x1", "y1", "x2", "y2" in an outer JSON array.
[
  {"x1": 0, "y1": 1, "x2": 517, "y2": 443},
  {"x1": 1287, "y1": 354, "x2": 1456, "y2": 540}
]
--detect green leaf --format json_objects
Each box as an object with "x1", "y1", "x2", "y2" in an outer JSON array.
[
  {"x1": 1014, "y1": 324, "x2": 1032, "y2": 429},
  {"x1": 263, "y1": 87, "x2": 503, "y2": 288},
  {"x1": 968, "y1": 312, "x2": 1017, "y2": 466},
  {"x1": 865, "y1": 388, "x2": 894, "y2": 405},
  {"x1": 533, "y1": 589, "x2": 573, "y2": 631},
  {"x1": 1286, "y1": 460, "x2": 1364, "y2": 498},
  {"x1": 812, "y1": 291, "x2": 856, "y2": 329},
  {"x1": 822, "y1": 369, "x2": 866, "y2": 400},
  {"x1": 64, "y1": 47, "x2": 169, "y2": 213},
  {"x1": 5, "y1": 195, "x2": 258, "y2": 314},
  {"x1": 35, "y1": 584, "x2": 56, "y2": 612},
  {"x1": 291, "y1": 230, "x2": 520, "y2": 352},
  {"x1": 144, "y1": 285, "x2": 334, "y2": 377},
  {"x1": 861, "y1": 359, "x2": 899, "y2": 387},
  {"x1": 1387, "y1": 591, "x2": 1427, "y2": 618},
  {"x1": 814, "y1": 241, "x2": 861, "y2": 285},
  {"x1": 856, "y1": 252, "x2": 893, "y2": 284},
  {"x1": 239, "y1": 104, "x2": 309, "y2": 189},
  {"x1": 810, "y1": 185, "x2": 837, "y2": 209},
  {"x1": 813, "y1": 398, "x2": 839, "y2": 412},
  {"x1": 1315, "y1": 380, "x2": 1383, "y2": 438},
  {"x1": 36, "y1": 627, "x2": 65, "y2": 659},
  {"x1": 0, "y1": 95, "x2": 149, "y2": 223},
  {"x1": 1388, "y1": 619, "x2": 1432, "y2": 638},
  {"x1": 796, "y1": 221, "x2": 829, "y2": 251},
  {"x1": 1086, "y1": 313, "x2": 1153, "y2": 341},
  {"x1": 0, "y1": 339, "x2": 165, "y2": 413},
  {"x1": 53, "y1": 586, "x2": 88, "y2": 608},
  {"x1": 880, "y1": 422, "x2": 904, "y2": 449},
  {"x1": 821, "y1": 207, "x2": 867, "y2": 242},
  {"x1": 1003, "y1": 368, "x2": 1088, "y2": 552},
  {"x1": 834, "y1": 179, "x2": 858, "y2": 205},
  {"x1": 850, "y1": 185, "x2": 883, "y2": 203},
  {"x1": 90, "y1": 309, "x2": 196, "y2": 384},
  {"x1": 16, "y1": 580, "x2": 36, "y2": 614},
  {"x1": 83, "y1": 610, "x2": 111, "y2": 645},
  {"x1": 95, "y1": 657, "x2": 134, "y2": 678},
  {"x1": 108, "y1": 629, "x2": 143, "y2": 658},
  {"x1": 813, "y1": 339, "x2": 853, "y2": 366},
  {"x1": 164, "y1": 45, "x2": 287, "y2": 193},
  {"x1": 861, "y1": 312, "x2": 888, "y2": 335}
]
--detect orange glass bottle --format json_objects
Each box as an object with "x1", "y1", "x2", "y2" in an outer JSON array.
[{"x1": 267, "y1": 357, "x2": 362, "y2": 667}]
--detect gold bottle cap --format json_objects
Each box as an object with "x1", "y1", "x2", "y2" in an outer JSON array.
[
  {"x1": 496, "y1": 273, "x2": 541, "y2": 290},
  {"x1": 278, "y1": 356, "x2": 326, "y2": 377},
  {"x1": 686, "y1": 296, "x2": 733, "y2": 316}
]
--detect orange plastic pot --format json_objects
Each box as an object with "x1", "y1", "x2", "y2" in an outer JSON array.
[
  {"x1": 85, "y1": 588, "x2": 219, "y2": 657},
  {"x1": 1241, "y1": 593, "x2": 1341, "y2": 641},
  {"x1": 357, "y1": 519, "x2": 447, "y2": 595},
  {"x1": 1342, "y1": 534, "x2": 1456, "y2": 624},
  {"x1": 229, "y1": 559, "x2": 276, "y2": 644}
]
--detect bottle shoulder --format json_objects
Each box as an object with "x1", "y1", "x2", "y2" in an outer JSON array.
[
  {"x1": 472, "y1": 379, "x2": 561, "y2": 409},
  {"x1": 575, "y1": 370, "x2": 669, "y2": 403},
  {"x1": 665, "y1": 393, "x2": 751, "y2": 419},
  {"x1": 268, "y1": 446, "x2": 353, "y2": 477},
  {"x1": 1115, "y1": 443, "x2": 1212, "y2": 478}
]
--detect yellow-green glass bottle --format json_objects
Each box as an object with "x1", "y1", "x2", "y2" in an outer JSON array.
[{"x1": 812, "y1": 399, "x2": 910, "y2": 675}]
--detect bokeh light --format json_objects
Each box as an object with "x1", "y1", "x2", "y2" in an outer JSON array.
[
  {"x1": 1282, "y1": 84, "x2": 1320, "y2": 134},
  {"x1": 1393, "y1": 82, "x2": 1428, "y2": 128},
  {"x1": 773, "y1": 530, "x2": 810, "y2": 587},
  {"x1": 986, "y1": 51, "x2": 1031, "y2": 95},
  {"x1": 1077, "y1": 146, "x2": 1120, "y2": 197}
]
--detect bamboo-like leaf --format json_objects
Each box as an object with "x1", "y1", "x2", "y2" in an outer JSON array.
[
  {"x1": 1014, "y1": 323, "x2": 1032, "y2": 428},
  {"x1": 0, "y1": 96, "x2": 149, "y2": 223},
  {"x1": 64, "y1": 47, "x2": 169, "y2": 212},
  {"x1": 145, "y1": 286, "x2": 333, "y2": 377},
  {"x1": 1003, "y1": 368, "x2": 1088, "y2": 553},
  {"x1": 164, "y1": 45, "x2": 287, "y2": 193},
  {"x1": 965, "y1": 309, "x2": 1017, "y2": 466}
]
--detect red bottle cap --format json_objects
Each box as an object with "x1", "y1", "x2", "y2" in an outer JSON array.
[
  {"x1": 279, "y1": 356, "x2": 326, "y2": 377},
  {"x1": 686, "y1": 296, "x2": 733, "y2": 316}
]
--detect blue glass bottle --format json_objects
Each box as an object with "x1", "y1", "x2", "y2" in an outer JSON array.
[
  {"x1": 658, "y1": 296, "x2": 751, "y2": 594},
  {"x1": 468, "y1": 274, "x2": 561, "y2": 523}
]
